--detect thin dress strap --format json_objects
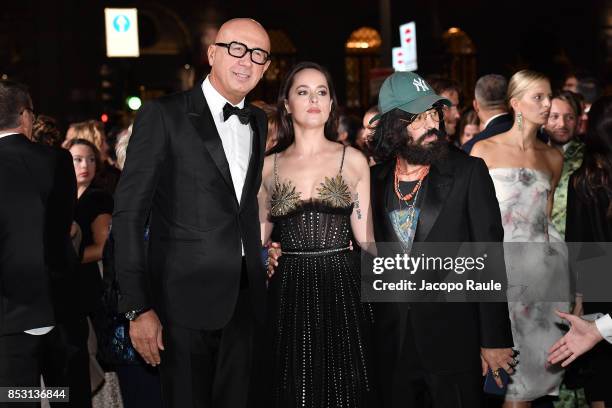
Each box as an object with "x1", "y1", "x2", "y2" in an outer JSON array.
[
  {"x1": 339, "y1": 145, "x2": 347, "y2": 175},
  {"x1": 273, "y1": 153, "x2": 279, "y2": 185}
]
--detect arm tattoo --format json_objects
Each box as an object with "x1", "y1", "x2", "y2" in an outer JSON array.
[{"x1": 354, "y1": 193, "x2": 362, "y2": 220}]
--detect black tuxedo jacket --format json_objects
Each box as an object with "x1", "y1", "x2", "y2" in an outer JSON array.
[
  {"x1": 113, "y1": 83, "x2": 267, "y2": 330},
  {"x1": 0, "y1": 134, "x2": 76, "y2": 335},
  {"x1": 461, "y1": 113, "x2": 513, "y2": 154},
  {"x1": 370, "y1": 148, "x2": 513, "y2": 377}
]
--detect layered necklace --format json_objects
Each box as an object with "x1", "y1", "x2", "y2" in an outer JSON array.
[
  {"x1": 390, "y1": 157, "x2": 430, "y2": 251},
  {"x1": 394, "y1": 156, "x2": 430, "y2": 203}
]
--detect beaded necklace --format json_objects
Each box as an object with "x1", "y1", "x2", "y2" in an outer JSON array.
[{"x1": 394, "y1": 157, "x2": 430, "y2": 202}]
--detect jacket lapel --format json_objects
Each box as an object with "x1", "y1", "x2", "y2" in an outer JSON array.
[
  {"x1": 239, "y1": 109, "x2": 265, "y2": 211},
  {"x1": 414, "y1": 161, "x2": 454, "y2": 242},
  {"x1": 373, "y1": 160, "x2": 397, "y2": 242},
  {"x1": 186, "y1": 83, "x2": 234, "y2": 194}
]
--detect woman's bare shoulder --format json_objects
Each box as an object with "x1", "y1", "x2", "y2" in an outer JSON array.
[
  {"x1": 543, "y1": 143, "x2": 564, "y2": 172},
  {"x1": 472, "y1": 132, "x2": 509, "y2": 156},
  {"x1": 262, "y1": 153, "x2": 276, "y2": 179},
  {"x1": 344, "y1": 145, "x2": 369, "y2": 166}
]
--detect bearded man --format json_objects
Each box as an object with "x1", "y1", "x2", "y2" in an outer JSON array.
[{"x1": 368, "y1": 72, "x2": 515, "y2": 408}]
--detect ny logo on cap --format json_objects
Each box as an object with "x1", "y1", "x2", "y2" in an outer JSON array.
[{"x1": 413, "y1": 78, "x2": 429, "y2": 92}]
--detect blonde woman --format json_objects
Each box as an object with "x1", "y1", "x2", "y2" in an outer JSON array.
[
  {"x1": 114, "y1": 124, "x2": 132, "y2": 171},
  {"x1": 64, "y1": 120, "x2": 108, "y2": 157},
  {"x1": 471, "y1": 70, "x2": 570, "y2": 407}
]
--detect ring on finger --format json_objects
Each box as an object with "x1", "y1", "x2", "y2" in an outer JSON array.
[{"x1": 492, "y1": 368, "x2": 501, "y2": 378}]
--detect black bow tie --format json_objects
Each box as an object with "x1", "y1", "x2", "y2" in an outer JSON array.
[{"x1": 223, "y1": 103, "x2": 251, "y2": 125}]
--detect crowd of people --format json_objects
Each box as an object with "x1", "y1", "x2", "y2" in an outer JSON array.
[{"x1": 1, "y1": 16, "x2": 612, "y2": 408}]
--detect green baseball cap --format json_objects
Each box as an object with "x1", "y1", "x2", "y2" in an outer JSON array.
[{"x1": 371, "y1": 71, "x2": 451, "y2": 123}]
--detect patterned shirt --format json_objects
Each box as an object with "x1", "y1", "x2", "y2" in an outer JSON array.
[{"x1": 552, "y1": 139, "x2": 585, "y2": 238}]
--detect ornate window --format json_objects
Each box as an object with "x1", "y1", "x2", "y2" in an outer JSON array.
[
  {"x1": 442, "y1": 27, "x2": 477, "y2": 104},
  {"x1": 345, "y1": 27, "x2": 382, "y2": 109}
]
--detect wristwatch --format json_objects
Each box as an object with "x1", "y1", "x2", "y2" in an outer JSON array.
[{"x1": 125, "y1": 308, "x2": 151, "y2": 321}]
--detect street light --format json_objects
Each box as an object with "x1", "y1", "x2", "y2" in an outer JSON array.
[{"x1": 127, "y1": 96, "x2": 142, "y2": 111}]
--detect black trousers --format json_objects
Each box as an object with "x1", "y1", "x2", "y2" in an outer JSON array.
[
  {"x1": 0, "y1": 318, "x2": 91, "y2": 408},
  {"x1": 116, "y1": 365, "x2": 162, "y2": 408},
  {"x1": 159, "y1": 288, "x2": 255, "y2": 408},
  {"x1": 46, "y1": 319, "x2": 91, "y2": 408},
  {"x1": 391, "y1": 313, "x2": 484, "y2": 408}
]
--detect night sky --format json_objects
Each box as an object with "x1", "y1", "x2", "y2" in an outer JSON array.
[{"x1": 1, "y1": 0, "x2": 609, "y2": 124}]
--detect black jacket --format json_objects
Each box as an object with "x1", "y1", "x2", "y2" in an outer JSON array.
[
  {"x1": 461, "y1": 113, "x2": 513, "y2": 154},
  {"x1": 370, "y1": 148, "x2": 513, "y2": 381},
  {"x1": 0, "y1": 134, "x2": 76, "y2": 335},
  {"x1": 566, "y1": 172, "x2": 612, "y2": 316},
  {"x1": 113, "y1": 83, "x2": 267, "y2": 330}
]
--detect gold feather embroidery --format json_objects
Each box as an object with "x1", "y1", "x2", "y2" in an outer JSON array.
[
  {"x1": 270, "y1": 180, "x2": 302, "y2": 217},
  {"x1": 316, "y1": 174, "x2": 352, "y2": 208}
]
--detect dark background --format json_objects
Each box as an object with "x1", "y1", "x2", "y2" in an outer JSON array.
[{"x1": 1, "y1": 0, "x2": 610, "y2": 125}]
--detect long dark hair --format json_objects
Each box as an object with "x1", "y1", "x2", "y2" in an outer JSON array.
[
  {"x1": 267, "y1": 61, "x2": 339, "y2": 155},
  {"x1": 572, "y1": 96, "x2": 612, "y2": 218},
  {"x1": 367, "y1": 103, "x2": 446, "y2": 163}
]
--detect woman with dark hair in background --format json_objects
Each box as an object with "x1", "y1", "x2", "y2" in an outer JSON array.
[
  {"x1": 565, "y1": 96, "x2": 612, "y2": 408},
  {"x1": 66, "y1": 138, "x2": 119, "y2": 406},
  {"x1": 457, "y1": 108, "x2": 480, "y2": 147},
  {"x1": 67, "y1": 138, "x2": 112, "y2": 315},
  {"x1": 259, "y1": 61, "x2": 374, "y2": 407},
  {"x1": 64, "y1": 120, "x2": 121, "y2": 194}
]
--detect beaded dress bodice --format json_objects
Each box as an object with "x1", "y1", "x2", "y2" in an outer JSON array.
[{"x1": 269, "y1": 147, "x2": 354, "y2": 252}]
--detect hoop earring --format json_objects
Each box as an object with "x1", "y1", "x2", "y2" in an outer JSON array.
[{"x1": 517, "y1": 112, "x2": 523, "y2": 131}]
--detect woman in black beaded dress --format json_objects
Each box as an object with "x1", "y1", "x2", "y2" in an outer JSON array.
[{"x1": 258, "y1": 62, "x2": 375, "y2": 407}]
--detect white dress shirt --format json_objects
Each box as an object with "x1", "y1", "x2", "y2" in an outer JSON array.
[
  {"x1": 202, "y1": 76, "x2": 253, "y2": 255},
  {"x1": 1, "y1": 132, "x2": 54, "y2": 335},
  {"x1": 596, "y1": 314, "x2": 612, "y2": 344},
  {"x1": 482, "y1": 113, "x2": 508, "y2": 130},
  {"x1": 0, "y1": 131, "x2": 18, "y2": 139}
]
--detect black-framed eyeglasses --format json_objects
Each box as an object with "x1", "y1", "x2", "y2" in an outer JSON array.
[{"x1": 214, "y1": 41, "x2": 270, "y2": 65}]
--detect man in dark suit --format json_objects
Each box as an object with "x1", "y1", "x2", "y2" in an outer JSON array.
[
  {"x1": 0, "y1": 81, "x2": 79, "y2": 405},
  {"x1": 462, "y1": 74, "x2": 513, "y2": 154},
  {"x1": 367, "y1": 72, "x2": 515, "y2": 408},
  {"x1": 113, "y1": 18, "x2": 270, "y2": 408}
]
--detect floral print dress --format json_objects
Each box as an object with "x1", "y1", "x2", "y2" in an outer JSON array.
[{"x1": 489, "y1": 168, "x2": 570, "y2": 401}]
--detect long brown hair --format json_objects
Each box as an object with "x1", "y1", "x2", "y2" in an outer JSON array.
[
  {"x1": 572, "y1": 96, "x2": 612, "y2": 218},
  {"x1": 267, "y1": 61, "x2": 339, "y2": 155}
]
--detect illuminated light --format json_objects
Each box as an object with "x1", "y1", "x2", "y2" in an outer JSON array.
[
  {"x1": 345, "y1": 27, "x2": 382, "y2": 50},
  {"x1": 346, "y1": 41, "x2": 372, "y2": 49},
  {"x1": 447, "y1": 27, "x2": 461, "y2": 34},
  {"x1": 1, "y1": 74, "x2": 7, "y2": 80},
  {"x1": 184, "y1": 64, "x2": 191, "y2": 70},
  {"x1": 105, "y1": 8, "x2": 140, "y2": 57},
  {"x1": 127, "y1": 96, "x2": 142, "y2": 111},
  {"x1": 101, "y1": 113, "x2": 109, "y2": 123}
]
